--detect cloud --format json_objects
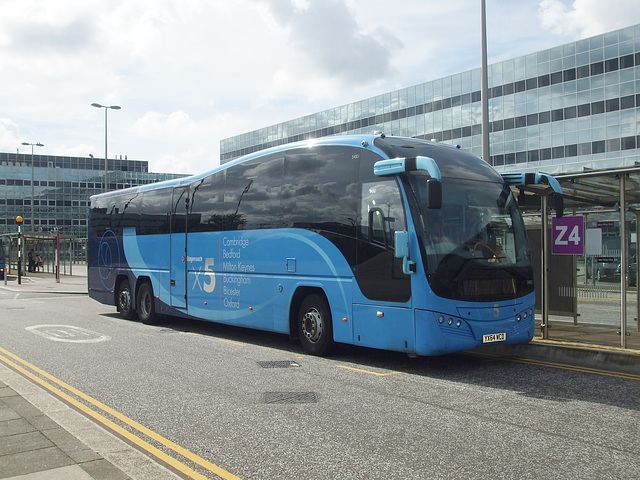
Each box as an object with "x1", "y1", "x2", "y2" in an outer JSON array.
[
  {"x1": 131, "y1": 111, "x2": 206, "y2": 141},
  {"x1": 258, "y1": 0, "x2": 401, "y2": 84},
  {"x1": 0, "y1": 119, "x2": 21, "y2": 152},
  {"x1": 0, "y1": 0, "x2": 99, "y2": 54},
  {"x1": 6, "y1": 18, "x2": 96, "y2": 54},
  {"x1": 538, "y1": 0, "x2": 640, "y2": 37}
]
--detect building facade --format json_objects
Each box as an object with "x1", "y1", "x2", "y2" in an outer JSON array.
[
  {"x1": 0, "y1": 152, "x2": 187, "y2": 238},
  {"x1": 220, "y1": 24, "x2": 640, "y2": 176}
]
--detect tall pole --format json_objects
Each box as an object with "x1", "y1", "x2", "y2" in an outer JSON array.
[
  {"x1": 636, "y1": 212, "x2": 639, "y2": 332},
  {"x1": 541, "y1": 196, "x2": 549, "y2": 339},
  {"x1": 21, "y1": 142, "x2": 44, "y2": 232},
  {"x1": 91, "y1": 103, "x2": 121, "y2": 192},
  {"x1": 104, "y1": 107, "x2": 108, "y2": 191},
  {"x1": 481, "y1": 0, "x2": 490, "y2": 164},
  {"x1": 16, "y1": 216, "x2": 23, "y2": 285},
  {"x1": 620, "y1": 174, "x2": 627, "y2": 347}
]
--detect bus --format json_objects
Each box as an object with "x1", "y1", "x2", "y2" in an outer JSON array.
[{"x1": 88, "y1": 134, "x2": 562, "y2": 356}]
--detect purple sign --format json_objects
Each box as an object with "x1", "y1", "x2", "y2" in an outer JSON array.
[{"x1": 552, "y1": 216, "x2": 584, "y2": 255}]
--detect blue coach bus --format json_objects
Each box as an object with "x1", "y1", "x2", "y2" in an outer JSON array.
[{"x1": 88, "y1": 134, "x2": 562, "y2": 356}]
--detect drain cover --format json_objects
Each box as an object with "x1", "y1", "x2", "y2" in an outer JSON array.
[
  {"x1": 264, "y1": 392, "x2": 318, "y2": 404},
  {"x1": 257, "y1": 361, "x2": 300, "y2": 368}
]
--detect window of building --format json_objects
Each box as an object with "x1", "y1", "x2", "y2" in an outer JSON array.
[{"x1": 592, "y1": 140, "x2": 606, "y2": 154}]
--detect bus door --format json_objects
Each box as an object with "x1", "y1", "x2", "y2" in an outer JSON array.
[
  {"x1": 353, "y1": 177, "x2": 413, "y2": 352},
  {"x1": 170, "y1": 186, "x2": 188, "y2": 309}
]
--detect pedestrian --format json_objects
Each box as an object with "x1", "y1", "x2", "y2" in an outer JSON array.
[
  {"x1": 35, "y1": 253, "x2": 42, "y2": 272},
  {"x1": 28, "y1": 250, "x2": 35, "y2": 272}
]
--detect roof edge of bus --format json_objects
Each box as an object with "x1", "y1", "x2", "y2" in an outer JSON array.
[
  {"x1": 109, "y1": 134, "x2": 465, "y2": 195},
  {"x1": 136, "y1": 133, "x2": 394, "y2": 193}
]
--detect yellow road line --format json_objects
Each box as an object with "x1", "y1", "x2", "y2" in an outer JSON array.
[
  {"x1": 0, "y1": 346, "x2": 243, "y2": 480},
  {"x1": 467, "y1": 350, "x2": 640, "y2": 380},
  {"x1": 505, "y1": 356, "x2": 640, "y2": 381},
  {"x1": 216, "y1": 338, "x2": 246, "y2": 346},
  {"x1": 338, "y1": 365, "x2": 403, "y2": 376}
]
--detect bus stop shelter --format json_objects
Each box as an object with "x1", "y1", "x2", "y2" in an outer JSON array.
[
  {"x1": 517, "y1": 164, "x2": 640, "y2": 349},
  {"x1": 1, "y1": 231, "x2": 85, "y2": 279}
]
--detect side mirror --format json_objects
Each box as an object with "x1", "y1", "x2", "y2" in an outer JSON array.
[
  {"x1": 394, "y1": 231, "x2": 416, "y2": 274},
  {"x1": 395, "y1": 231, "x2": 409, "y2": 259},
  {"x1": 426, "y1": 179, "x2": 442, "y2": 209}
]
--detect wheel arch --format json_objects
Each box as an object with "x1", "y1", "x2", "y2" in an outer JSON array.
[{"x1": 135, "y1": 275, "x2": 153, "y2": 298}]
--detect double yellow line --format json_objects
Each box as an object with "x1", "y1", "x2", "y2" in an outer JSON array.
[
  {"x1": 0, "y1": 346, "x2": 242, "y2": 480},
  {"x1": 472, "y1": 351, "x2": 640, "y2": 380}
]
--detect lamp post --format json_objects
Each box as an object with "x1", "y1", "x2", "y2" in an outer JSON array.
[
  {"x1": 480, "y1": 0, "x2": 490, "y2": 164},
  {"x1": 91, "y1": 103, "x2": 121, "y2": 192},
  {"x1": 21, "y1": 142, "x2": 44, "y2": 232}
]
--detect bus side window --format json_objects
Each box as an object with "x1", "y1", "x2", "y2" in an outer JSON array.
[{"x1": 360, "y1": 179, "x2": 406, "y2": 248}]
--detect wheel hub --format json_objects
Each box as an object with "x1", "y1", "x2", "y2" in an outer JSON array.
[
  {"x1": 118, "y1": 289, "x2": 131, "y2": 310},
  {"x1": 302, "y1": 308, "x2": 323, "y2": 343}
]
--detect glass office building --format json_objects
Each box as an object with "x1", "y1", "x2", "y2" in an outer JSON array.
[
  {"x1": 220, "y1": 24, "x2": 640, "y2": 175},
  {"x1": 0, "y1": 153, "x2": 187, "y2": 237}
]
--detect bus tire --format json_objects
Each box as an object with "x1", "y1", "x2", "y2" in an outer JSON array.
[
  {"x1": 116, "y1": 278, "x2": 135, "y2": 320},
  {"x1": 137, "y1": 281, "x2": 157, "y2": 325},
  {"x1": 298, "y1": 294, "x2": 334, "y2": 356}
]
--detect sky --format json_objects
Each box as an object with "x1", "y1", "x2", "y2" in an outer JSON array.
[{"x1": 2, "y1": 0, "x2": 640, "y2": 175}]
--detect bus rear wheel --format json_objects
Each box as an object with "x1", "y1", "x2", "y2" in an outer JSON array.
[
  {"x1": 116, "y1": 278, "x2": 135, "y2": 320},
  {"x1": 298, "y1": 294, "x2": 333, "y2": 356},
  {"x1": 137, "y1": 282, "x2": 157, "y2": 325}
]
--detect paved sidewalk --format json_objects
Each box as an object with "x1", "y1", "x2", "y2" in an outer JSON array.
[
  {"x1": 1, "y1": 269, "x2": 88, "y2": 295},
  {"x1": 0, "y1": 363, "x2": 181, "y2": 480},
  {"x1": 1, "y1": 268, "x2": 183, "y2": 479}
]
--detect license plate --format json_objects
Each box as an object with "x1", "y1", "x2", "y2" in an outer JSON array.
[{"x1": 482, "y1": 332, "x2": 506, "y2": 343}]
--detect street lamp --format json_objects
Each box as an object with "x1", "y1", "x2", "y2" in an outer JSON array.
[
  {"x1": 21, "y1": 141, "x2": 44, "y2": 232},
  {"x1": 480, "y1": 0, "x2": 490, "y2": 164},
  {"x1": 91, "y1": 103, "x2": 121, "y2": 192}
]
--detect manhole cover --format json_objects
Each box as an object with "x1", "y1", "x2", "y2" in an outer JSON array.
[
  {"x1": 264, "y1": 392, "x2": 318, "y2": 404},
  {"x1": 257, "y1": 361, "x2": 300, "y2": 368}
]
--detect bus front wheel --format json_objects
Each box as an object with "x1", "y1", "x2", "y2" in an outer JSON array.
[
  {"x1": 298, "y1": 294, "x2": 333, "y2": 356},
  {"x1": 137, "y1": 282, "x2": 157, "y2": 325},
  {"x1": 116, "y1": 278, "x2": 135, "y2": 320}
]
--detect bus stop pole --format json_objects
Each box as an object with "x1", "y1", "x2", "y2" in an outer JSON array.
[
  {"x1": 541, "y1": 195, "x2": 550, "y2": 340},
  {"x1": 635, "y1": 212, "x2": 640, "y2": 332},
  {"x1": 619, "y1": 174, "x2": 627, "y2": 348},
  {"x1": 55, "y1": 231, "x2": 61, "y2": 283},
  {"x1": 16, "y1": 216, "x2": 23, "y2": 285}
]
